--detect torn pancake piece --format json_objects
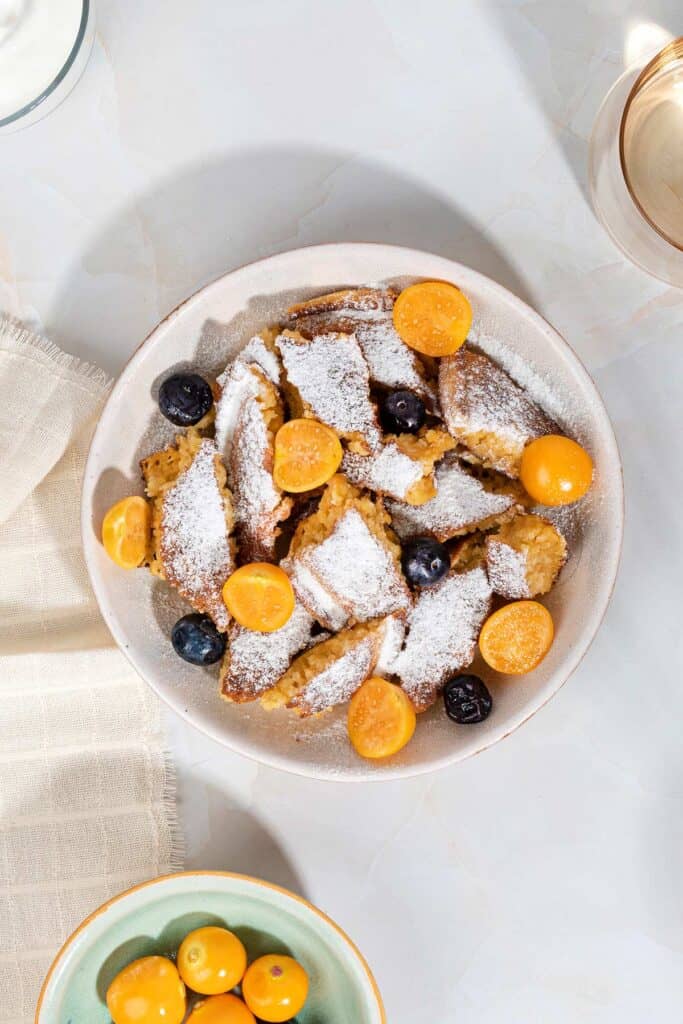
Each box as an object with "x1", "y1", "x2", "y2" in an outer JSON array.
[
  {"x1": 386, "y1": 453, "x2": 517, "y2": 543},
  {"x1": 392, "y1": 567, "x2": 493, "y2": 711},
  {"x1": 215, "y1": 360, "x2": 292, "y2": 562},
  {"x1": 439, "y1": 348, "x2": 558, "y2": 477},
  {"x1": 262, "y1": 615, "x2": 398, "y2": 717},
  {"x1": 286, "y1": 287, "x2": 439, "y2": 412},
  {"x1": 276, "y1": 329, "x2": 382, "y2": 453},
  {"x1": 220, "y1": 599, "x2": 320, "y2": 703},
  {"x1": 142, "y1": 436, "x2": 234, "y2": 630},
  {"x1": 485, "y1": 513, "x2": 567, "y2": 599},
  {"x1": 342, "y1": 428, "x2": 455, "y2": 505},
  {"x1": 283, "y1": 475, "x2": 411, "y2": 630}
]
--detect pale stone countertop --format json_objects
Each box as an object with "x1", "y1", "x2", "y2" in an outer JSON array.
[{"x1": 3, "y1": 2, "x2": 682, "y2": 1020}]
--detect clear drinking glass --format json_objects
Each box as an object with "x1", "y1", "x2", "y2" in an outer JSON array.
[
  {"x1": 589, "y1": 36, "x2": 683, "y2": 287},
  {"x1": 0, "y1": 0, "x2": 95, "y2": 134}
]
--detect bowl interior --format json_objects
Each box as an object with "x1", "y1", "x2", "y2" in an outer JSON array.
[
  {"x1": 82, "y1": 243, "x2": 623, "y2": 780},
  {"x1": 37, "y1": 873, "x2": 384, "y2": 1023}
]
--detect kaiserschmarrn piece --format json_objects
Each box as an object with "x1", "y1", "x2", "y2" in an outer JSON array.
[
  {"x1": 283, "y1": 475, "x2": 412, "y2": 630},
  {"x1": 220, "y1": 599, "x2": 320, "y2": 703},
  {"x1": 386, "y1": 453, "x2": 518, "y2": 543},
  {"x1": 262, "y1": 614, "x2": 400, "y2": 717},
  {"x1": 141, "y1": 436, "x2": 234, "y2": 630},
  {"x1": 342, "y1": 428, "x2": 455, "y2": 505},
  {"x1": 485, "y1": 513, "x2": 567, "y2": 599},
  {"x1": 439, "y1": 348, "x2": 558, "y2": 477},
  {"x1": 391, "y1": 567, "x2": 493, "y2": 711},
  {"x1": 276, "y1": 329, "x2": 382, "y2": 453},
  {"x1": 215, "y1": 359, "x2": 292, "y2": 562},
  {"x1": 286, "y1": 287, "x2": 439, "y2": 412}
]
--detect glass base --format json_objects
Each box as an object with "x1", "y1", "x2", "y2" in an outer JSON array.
[{"x1": 589, "y1": 61, "x2": 683, "y2": 288}]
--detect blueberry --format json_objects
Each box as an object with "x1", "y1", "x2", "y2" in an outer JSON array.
[
  {"x1": 380, "y1": 390, "x2": 426, "y2": 434},
  {"x1": 444, "y1": 674, "x2": 492, "y2": 724},
  {"x1": 171, "y1": 614, "x2": 226, "y2": 665},
  {"x1": 158, "y1": 373, "x2": 213, "y2": 426},
  {"x1": 401, "y1": 537, "x2": 449, "y2": 586}
]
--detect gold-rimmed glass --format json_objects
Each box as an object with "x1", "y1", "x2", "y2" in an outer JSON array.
[{"x1": 589, "y1": 35, "x2": 683, "y2": 286}]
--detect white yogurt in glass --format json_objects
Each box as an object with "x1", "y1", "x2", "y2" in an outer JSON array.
[{"x1": 0, "y1": 0, "x2": 94, "y2": 131}]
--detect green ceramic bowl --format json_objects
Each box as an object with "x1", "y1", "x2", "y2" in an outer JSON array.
[{"x1": 36, "y1": 872, "x2": 385, "y2": 1024}]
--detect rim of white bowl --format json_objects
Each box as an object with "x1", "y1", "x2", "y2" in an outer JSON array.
[{"x1": 81, "y1": 242, "x2": 624, "y2": 782}]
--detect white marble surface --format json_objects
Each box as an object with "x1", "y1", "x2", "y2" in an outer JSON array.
[{"x1": 3, "y1": 1, "x2": 683, "y2": 1020}]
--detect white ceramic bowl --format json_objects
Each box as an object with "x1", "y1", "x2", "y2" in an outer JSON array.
[{"x1": 82, "y1": 243, "x2": 623, "y2": 781}]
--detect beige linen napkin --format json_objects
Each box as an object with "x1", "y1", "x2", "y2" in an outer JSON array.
[{"x1": 0, "y1": 318, "x2": 182, "y2": 1023}]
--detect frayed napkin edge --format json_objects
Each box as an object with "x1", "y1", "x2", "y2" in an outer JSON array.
[{"x1": 0, "y1": 313, "x2": 113, "y2": 394}]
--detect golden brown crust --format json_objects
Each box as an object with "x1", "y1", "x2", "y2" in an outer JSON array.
[{"x1": 287, "y1": 287, "x2": 399, "y2": 319}]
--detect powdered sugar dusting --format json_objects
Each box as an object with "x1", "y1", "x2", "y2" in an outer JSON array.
[
  {"x1": 289, "y1": 307, "x2": 438, "y2": 411},
  {"x1": 393, "y1": 567, "x2": 492, "y2": 710},
  {"x1": 215, "y1": 359, "x2": 261, "y2": 458},
  {"x1": 239, "y1": 335, "x2": 281, "y2": 385},
  {"x1": 215, "y1": 361, "x2": 287, "y2": 562},
  {"x1": 215, "y1": 334, "x2": 280, "y2": 389},
  {"x1": 289, "y1": 634, "x2": 377, "y2": 716},
  {"x1": 375, "y1": 613, "x2": 406, "y2": 676},
  {"x1": 222, "y1": 601, "x2": 316, "y2": 701},
  {"x1": 439, "y1": 349, "x2": 557, "y2": 455},
  {"x1": 304, "y1": 508, "x2": 412, "y2": 622},
  {"x1": 276, "y1": 332, "x2": 381, "y2": 450},
  {"x1": 283, "y1": 558, "x2": 349, "y2": 631},
  {"x1": 354, "y1": 317, "x2": 439, "y2": 410},
  {"x1": 229, "y1": 391, "x2": 288, "y2": 562},
  {"x1": 386, "y1": 454, "x2": 515, "y2": 542},
  {"x1": 469, "y1": 320, "x2": 573, "y2": 432},
  {"x1": 160, "y1": 439, "x2": 233, "y2": 630},
  {"x1": 342, "y1": 442, "x2": 424, "y2": 501},
  {"x1": 486, "y1": 539, "x2": 531, "y2": 599}
]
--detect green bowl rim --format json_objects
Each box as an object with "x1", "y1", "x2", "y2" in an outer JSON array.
[{"x1": 35, "y1": 870, "x2": 386, "y2": 1023}]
